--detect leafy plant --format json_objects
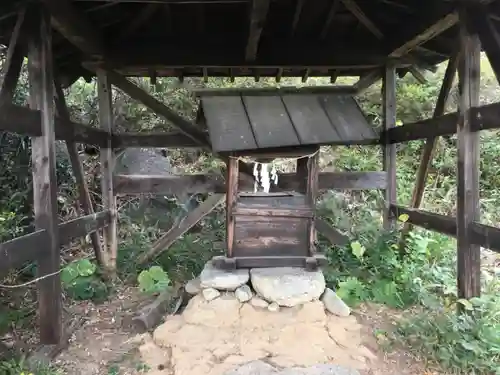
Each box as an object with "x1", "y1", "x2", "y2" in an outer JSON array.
[
  {"x1": 137, "y1": 266, "x2": 170, "y2": 295},
  {"x1": 61, "y1": 259, "x2": 109, "y2": 302}
]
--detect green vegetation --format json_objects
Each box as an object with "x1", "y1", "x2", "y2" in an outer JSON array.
[{"x1": 0, "y1": 55, "x2": 499, "y2": 373}]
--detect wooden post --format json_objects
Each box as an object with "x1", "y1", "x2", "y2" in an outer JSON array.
[
  {"x1": 226, "y1": 157, "x2": 239, "y2": 258},
  {"x1": 53, "y1": 81, "x2": 105, "y2": 266},
  {"x1": 97, "y1": 70, "x2": 117, "y2": 275},
  {"x1": 306, "y1": 150, "x2": 319, "y2": 255},
  {"x1": 27, "y1": 5, "x2": 62, "y2": 344},
  {"x1": 382, "y1": 65, "x2": 397, "y2": 229},
  {"x1": 457, "y1": 7, "x2": 481, "y2": 300}
]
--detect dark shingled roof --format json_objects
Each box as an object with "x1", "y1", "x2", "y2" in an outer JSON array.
[{"x1": 200, "y1": 94, "x2": 377, "y2": 152}]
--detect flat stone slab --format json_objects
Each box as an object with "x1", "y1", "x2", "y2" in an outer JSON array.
[
  {"x1": 250, "y1": 267, "x2": 325, "y2": 307},
  {"x1": 223, "y1": 361, "x2": 361, "y2": 375},
  {"x1": 200, "y1": 262, "x2": 249, "y2": 291}
]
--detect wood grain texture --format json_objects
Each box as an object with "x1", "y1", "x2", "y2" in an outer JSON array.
[
  {"x1": 27, "y1": 5, "x2": 62, "y2": 344},
  {"x1": 202, "y1": 96, "x2": 257, "y2": 152},
  {"x1": 456, "y1": 8, "x2": 481, "y2": 299},
  {"x1": 0, "y1": 230, "x2": 49, "y2": 274}
]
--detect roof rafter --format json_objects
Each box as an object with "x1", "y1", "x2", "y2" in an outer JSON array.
[
  {"x1": 245, "y1": 0, "x2": 270, "y2": 61},
  {"x1": 340, "y1": 0, "x2": 384, "y2": 39}
]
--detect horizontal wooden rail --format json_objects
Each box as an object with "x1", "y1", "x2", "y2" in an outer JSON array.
[
  {"x1": 0, "y1": 230, "x2": 49, "y2": 273},
  {"x1": 469, "y1": 222, "x2": 500, "y2": 254},
  {"x1": 114, "y1": 171, "x2": 387, "y2": 195},
  {"x1": 0, "y1": 104, "x2": 110, "y2": 146},
  {"x1": 0, "y1": 211, "x2": 111, "y2": 274},
  {"x1": 390, "y1": 205, "x2": 457, "y2": 236},
  {"x1": 232, "y1": 207, "x2": 314, "y2": 218},
  {"x1": 59, "y1": 211, "x2": 111, "y2": 246},
  {"x1": 112, "y1": 132, "x2": 201, "y2": 149},
  {"x1": 382, "y1": 101, "x2": 500, "y2": 144},
  {"x1": 390, "y1": 205, "x2": 500, "y2": 254}
]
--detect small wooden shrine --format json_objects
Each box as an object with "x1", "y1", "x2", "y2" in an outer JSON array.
[{"x1": 199, "y1": 92, "x2": 377, "y2": 269}]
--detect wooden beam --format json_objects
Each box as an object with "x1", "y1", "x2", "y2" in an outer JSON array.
[
  {"x1": 113, "y1": 171, "x2": 387, "y2": 195},
  {"x1": 0, "y1": 231, "x2": 49, "y2": 273},
  {"x1": 456, "y1": 8, "x2": 481, "y2": 299},
  {"x1": 97, "y1": 70, "x2": 118, "y2": 274},
  {"x1": 59, "y1": 211, "x2": 111, "y2": 246},
  {"x1": 0, "y1": 7, "x2": 26, "y2": 106},
  {"x1": 111, "y1": 132, "x2": 200, "y2": 148},
  {"x1": 193, "y1": 85, "x2": 357, "y2": 96},
  {"x1": 390, "y1": 205, "x2": 457, "y2": 236},
  {"x1": 340, "y1": 0, "x2": 384, "y2": 39},
  {"x1": 118, "y1": 3, "x2": 161, "y2": 40},
  {"x1": 0, "y1": 104, "x2": 110, "y2": 146},
  {"x1": 408, "y1": 66, "x2": 427, "y2": 84},
  {"x1": 27, "y1": 4, "x2": 62, "y2": 345},
  {"x1": 54, "y1": 80, "x2": 106, "y2": 264},
  {"x1": 382, "y1": 64, "x2": 397, "y2": 229},
  {"x1": 470, "y1": 222, "x2": 500, "y2": 254},
  {"x1": 137, "y1": 194, "x2": 225, "y2": 264},
  {"x1": 320, "y1": 0, "x2": 340, "y2": 40},
  {"x1": 245, "y1": 0, "x2": 270, "y2": 61},
  {"x1": 40, "y1": 0, "x2": 105, "y2": 58},
  {"x1": 389, "y1": 12, "x2": 459, "y2": 58},
  {"x1": 404, "y1": 52, "x2": 458, "y2": 232},
  {"x1": 315, "y1": 220, "x2": 349, "y2": 246},
  {"x1": 469, "y1": 5, "x2": 500, "y2": 86},
  {"x1": 353, "y1": 69, "x2": 382, "y2": 94},
  {"x1": 290, "y1": 0, "x2": 305, "y2": 37},
  {"x1": 102, "y1": 69, "x2": 210, "y2": 148}
]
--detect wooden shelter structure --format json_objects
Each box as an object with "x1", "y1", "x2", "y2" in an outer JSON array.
[
  {"x1": 0, "y1": 0, "x2": 500, "y2": 356},
  {"x1": 200, "y1": 93, "x2": 377, "y2": 269}
]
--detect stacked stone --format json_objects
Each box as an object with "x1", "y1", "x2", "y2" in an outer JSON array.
[{"x1": 185, "y1": 262, "x2": 350, "y2": 317}]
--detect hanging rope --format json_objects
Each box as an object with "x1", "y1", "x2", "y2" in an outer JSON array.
[{"x1": 229, "y1": 148, "x2": 320, "y2": 192}]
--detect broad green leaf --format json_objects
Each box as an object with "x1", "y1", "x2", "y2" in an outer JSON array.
[
  {"x1": 148, "y1": 265, "x2": 169, "y2": 283},
  {"x1": 75, "y1": 259, "x2": 97, "y2": 277},
  {"x1": 61, "y1": 266, "x2": 79, "y2": 285},
  {"x1": 350, "y1": 241, "x2": 366, "y2": 260},
  {"x1": 398, "y1": 214, "x2": 409, "y2": 223}
]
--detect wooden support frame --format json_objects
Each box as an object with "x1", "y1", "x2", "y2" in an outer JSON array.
[
  {"x1": 456, "y1": 8, "x2": 481, "y2": 300},
  {"x1": 54, "y1": 81, "x2": 106, "y2": 265},
  {"x1": 382, "y1": 64, "x2": 397, "y2": 229},
  {"x1": 0, "y1": 231, "x2": 49, "y2": 274},
  {"x1": 97, "y1": 70, "x2": 118, "y2": 274},
  {"x1": 113, "y1": 171, "x2": 388, "y2": 195},
  {"x1": 27, "y1": 4, "x2": 62, "y2": 344},
  {"x1": 400, "y1": 49, "x2": 459, "y2": 241}
]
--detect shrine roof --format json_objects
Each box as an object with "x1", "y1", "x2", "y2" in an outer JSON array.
[{"x1": 199, "y1": 92, "x2": 377, "y2": 153}]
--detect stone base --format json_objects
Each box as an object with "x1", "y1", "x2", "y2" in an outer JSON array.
[{"x1": 137, "y1": 294, "x2": 374, "y2": 375}]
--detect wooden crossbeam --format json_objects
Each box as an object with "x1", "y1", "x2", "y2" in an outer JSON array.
[
  {"x1": 112, "y1": 132, "x2": 200, "y2": 148},
  {"x1": 353, "y1": 69, "x2": 382, "y2": 94},
  {"x1": 0, "y1": 7, "x2": 26, "y2": 106},
  {"x1": 390, "y1": 205, "x2": 457, "y2": 236},
  {"x1": 0, "y1": 104, "x2": 110, "y2": 146},
  {"x1": 340, "y1": 0, "x2": 384, "y2": 39},
  {"x1": 137, "y1": 194, "x2": 225, "y2": 264},
  {"x1": 59, "y1": 211, "x2": 111, "y2": 246},
  {"x1": 456, "y1": 8, "x2": 481, "y2": 299},
  {"x1": 0, "y1": 230, "x2": 49, "y2": 274},
  {"x1": 245, "y1": 0, "x2": 270, "y2": 61},
  {"x1": 401, "y1": 50, "x2": 459, "y2": 241},
  {"x1": 54, "y1": 80, "x2": 106, "y2": 264},
  {"x1": 27, "y1": 4, "x2": 62, "y2": 344},
  {"x1": 118, "y1": 3, "x2": 161, "y2": 40},
  {"x1": 468, "y1": 5, "x2": 500, "y2": 86},
  {"x1": 113, "y1": 171, "x2": 387, "y2": 195},
  {"x1": 320, "y1": 0, "x2": 340, "y2": 40},
  {"x1": 389, "y1": 12, "x2": 459, "y2": 58},
  {"x1": 290, "y1": 0, "x2": 305, "y2": 37}
]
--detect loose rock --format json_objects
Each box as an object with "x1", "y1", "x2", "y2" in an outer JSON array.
[
  {"x1": 235, "y1": 285, "x2": 252, "y2": 302},
  {"x1": 202, "y1": 288, "x2": 220, "y2": 301},
  {"x1": 268, "y1": 302, "x2": 280, "y2": 312},
  {"x1": 200, "y1": 262, "x2": 249, "y2": 291},
  {"x1": 321, "y1": 288, "x2": 351, "y2": 317},
  {"x1": 249, "y1": 296, "x2": 269, "y2": 309},
  {"x1": 251, "y1": 267, "x2": 325, "y2": 307},
  {"x1": 185, "y1": 277, "x2": 202, "y2": 295}
]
